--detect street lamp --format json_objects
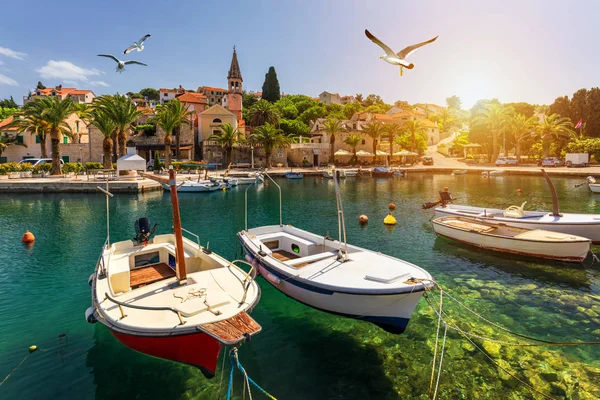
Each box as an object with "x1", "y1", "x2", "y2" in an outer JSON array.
[{"x1": 251, "y1": 145, "x2": 254, "y2": 169}]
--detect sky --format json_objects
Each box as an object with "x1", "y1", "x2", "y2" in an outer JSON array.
[{"x1": 0, "y1": 0, "x2": 599, "y2": 109}]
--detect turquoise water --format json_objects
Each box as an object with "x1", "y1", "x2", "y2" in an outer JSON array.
[{"x1": 0, "y1": 174, "x2": 599, "y2": 399}]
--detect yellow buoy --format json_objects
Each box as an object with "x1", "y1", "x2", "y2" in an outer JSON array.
[
  {"x1": 29, "y1": 345, "x2": 37, "y2": 353},
  {"x1": 21, "y1": 230, "x2": 35, "y2": 244},
  {"x1": 384, "y1": 213, "x2": 397, "y2": 225}
]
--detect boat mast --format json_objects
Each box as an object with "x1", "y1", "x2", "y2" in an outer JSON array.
[
  {"x1": 96, "y1": 179, "x2": 113, "y2": 248},
  {"x1": 332, "y1": 169, "x2": 348, "y2": 261}
]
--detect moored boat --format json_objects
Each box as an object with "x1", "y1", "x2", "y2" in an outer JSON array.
[
  {"x1": 452, "y1": 169, "x2": 467, "y2": 175},
  {"x1": 285, "y1": 171, "x2": 304, "y2": 179},
  {"x1": 371, "y1": 166, "x2": 394, "y2": 177},
  {"x1": 87, "y1": 169, "x2": 261, "y2": 377},
  {"x1": 432, "y1": 216, "x2": 591, "y2": 262},
  {"x1": 161, "y1": 179, "x2": 225, "y2": 192},
  {"x1": 323, "y1": 165, "x2": 345, "y2": 179},
  {"x1": 344, "y1": 169, "x2": 363, "y2": 177}
]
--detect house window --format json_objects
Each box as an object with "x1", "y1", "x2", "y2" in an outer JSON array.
[
  {"x1": 211, "y1": 91, "x2": 214, "y2": 95},
  {"x1": 0, "y1": 156, "x2": 6, "y2": 163},
  {"x1": 22, "y1": 156, "x2": 35, "y2": 160},
  {"x1": 212, "y1": 129, "x2": 221, "y2": 136},
  {"x1": 212, "y1": 118, "x2": 222, "y2": 123},
  {"x1": 36, "y1": 91, "x2": 41, "y2": 96},
  {"x1": 36, "y1": 135, "x2": 41, "y2": 143},
  {"x1": 62, "y1": 156, "x2": 70, "y2": 163},
  {"x1": 361, "y1": 139, "x2": 366, "y2": 145},
  {"x1": 163, "y1": 93, "x2": 168, "y2": 97},
  {"x1": 63, "y1": 137, "x2": 69, "y2": 144},
  {"x1": 76, "y1": 121, "x2": 80, "y2": 133},
  {"x1": 51, "y1": 91, "x2": 56, "y2": 96}
]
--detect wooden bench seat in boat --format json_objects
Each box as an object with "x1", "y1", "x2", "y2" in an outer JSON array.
[
  {"x1": 285, "y1": 251, "x2": 338, "y2": 267},
  {"x1": 514, "y1": 230, "x2": 575, "y2": 241},
  {"x1": 443, "y1": 219, "x2": 496, "y2": 233},
  {"x1": 201, "y1": 311, "x2": 261, "y2": 344},
  {"x1": 271, "y1": 250, "x2": 299, "y2": 262},
  {"x1": 130, "y1": 263, "x2": 176, "y2": 289}
]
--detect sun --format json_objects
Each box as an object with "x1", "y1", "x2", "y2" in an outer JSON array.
[{"x1": 451, "y1": 65, "x2": 501, "y2": 109}]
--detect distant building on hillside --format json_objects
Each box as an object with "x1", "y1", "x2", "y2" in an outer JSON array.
[
  {"x1": 23, "y1": 85, "x2": 95, "y2": 105},
  {"x1": 340, "y1": 95, "x2": 355, "y2": 105},
  {"x1": 319, "y1": 91, "x2": 341, "y2": 105},
  {"x1": 197, "y1": 86, "x2": 229, "y2": 107},
  {"x1": 159, "y1": 86, "x2": 186, "y2": 104},
  {"x1": 413, "y1": 103, "x2": 446, "y2": 117}
]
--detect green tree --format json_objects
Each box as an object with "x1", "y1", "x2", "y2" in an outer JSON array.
[
  {"x1": 0, "y1": 97, "x2": 18, "y2": 109},
  {"x1": 11, "y1": 102, "x2": 51, "y2": 158},
  {"x1": 89, "y1": 109, "x2": 117, "y2": 169},
  {"x1": 344, "y1": 134, "x2": 363, "y2": 164},
  {"x1": 394, "y1": 132, "x2": 427, "y2": 153},
  {"x1": 299, "y1": 105, "x2": 326, "y2": 125},
  {"x1": 321, "y1": 118, "x2": 346, "y2": 164},
  {"x1": 261, "y1": 66, "x2": 281, "y2": 103},
  {"x1": 446, "y1": 95, "x2": 462, "y2": 110},
  {"x1": 343, "y1": 101, "x2": 363, "y2": 119},
  {"x1": 355, "y1": 93, "x2": 364, "y2": 103},
  {"x1": 209, "y1": 123, "x2": 240, "y2": 166},
  {"x1": 0, "y1": 106, "x2": 19, "y2": 120},
  {"x1": 363, "y1": 94, "x2": 383, "y2": 107},
  {"x1": 403, "y1": 120, "x2": 427, "y2": 153},
  {"x1": 248, "y1": 100, "x2": 280, "y2": 127},
  {"x1": 34, "y1": 97, "x2": 74, "y2": 174},
  {"x1": 505, "y1": 102, "x2": 535, "y2": 119},
  {"x1": 139, "y1": 88, "x2": 160, "y2": 101},
  {"x1": 535, "y1": 114, "x2": 576, "y2": 158},
  {"x1": 250, "y1": 123, "x2": 290, "y2": 167},
  {"x1": 155, "y1": 99, "x2": 192, "y2": 168},
  {"x1": 94, "y1": 95, "x2": 142, "y2": 158},
  {"x1": 279, "y1": 119, "x2": 310, "y2": 136},
  {"x1": 381, "y1": 122, "x2": 403, "y2": 157},
  {"x1": 126, "y1": 92, "x2": 142, "y2": 99},
  {"x1": 0, "y1": 134, "x2": 27, "y2": 160},
  {"x1": 36, "y1": 81, "x2": 46, "y2": 90},
  {"x1": 508, "y1": 113, "x2": 538, "y2": 160},
  {"x1": 362, "y1": 122, "x2": 383, "y2": 162},
  {"x1": 242, "y1": 91, "x2": 259, "y2": 109},
  {"x1": 273, "y1": 98, "x2": 298, "y2": 119},
  {"x1": 472, "y1": 103, "x2": 513, "y2": 162}
]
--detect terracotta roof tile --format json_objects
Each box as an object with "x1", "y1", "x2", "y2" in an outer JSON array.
[
  {"x1": 0, "y1": 115, "x2": 15, "y2": 130},
  {"x1": 176, "y1": 92, "x2": 209, "y2": 104}
]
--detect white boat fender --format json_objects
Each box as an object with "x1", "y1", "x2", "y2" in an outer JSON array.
[
  {"x1": 265, "y1": 272, "x2": 281, "y2": 285},
  {"x1": 88, "y1": 274, "x2": 94, "y2": 286},
  {"x1": 85, "y1": 307, "x2": 97, "y2": 324}
]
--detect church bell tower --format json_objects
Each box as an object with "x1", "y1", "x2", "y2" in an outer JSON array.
[{"x1": 227, "y1": 46, "x2": 243, "y2": 121}]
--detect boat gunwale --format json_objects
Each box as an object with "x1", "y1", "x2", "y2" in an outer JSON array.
[{"x1": 432, "y1": 217, "x2": 592, "y2": 244}]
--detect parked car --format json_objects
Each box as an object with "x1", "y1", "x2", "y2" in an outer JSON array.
[
  {"x1": 540, "y1": 157, "x2": 564, "y2": 167},
  {"x1": 495, "y1": 156, "x2": 518, "y2": 166},
  {"x1": 422, "y1": 156, "x2": 434, "y2": 165},
  {"x1": 147, "y1": 159, "x2": 165, "y2": 171},
  {"x1": 17, "y1": 158, "x2": 64, "y2": 166}
]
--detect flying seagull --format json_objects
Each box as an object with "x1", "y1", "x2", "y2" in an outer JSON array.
[
  {"x1": 123, "y1": 34, "x2": 151, "y2": 54},
  {"x1": 365, "y1": 30, "x2": 438, "y2": 76},
  {"x1": 97, "y1": 54, "x2": 147, "y2": 73}
]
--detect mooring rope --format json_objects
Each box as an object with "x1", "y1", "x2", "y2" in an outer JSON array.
[
  {"x1": 432, "y1": 322, "x2": 448, "y2": 400},
  {"x1": 226, "y1": 348, "x2": 277, "y2": 400},
  {"x1": 0, "y1": 352, "x2": 32, "y2": 386},
  {"x1": 428, "y1": 289, "x2": 443, "y2": 395}
]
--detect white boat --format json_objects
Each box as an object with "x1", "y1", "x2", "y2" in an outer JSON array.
[
  {"x1": 87, "y1": 170, "x2": 261, "y2": 378},
  {"x1": 434, "y1": 204, "x2": 600, "y2": 243},
  {"x1": 161, "y1": 180, "x2": 224, "y2": 192},
  {"x1": 482, "y1": 170, "x2": 504, "y2": 176},
  {"x1": 238, "y1": 172, "x2": 433, "y2": 333},
  {"x1": 344, "y1": 169, "x2": 365, "y2": 177},
  {"x1": 323, "y1": 165, "x2": 345, "y2": 179},
  {"x1": 589, "y1": 184, "x2": 600, "y2": 193},
  {"x1": 432, "y1": 216, "x2": 591, "y2": 263},
  {"x1": 452, "y1": 169, "x2": 467, "y2": 175}
]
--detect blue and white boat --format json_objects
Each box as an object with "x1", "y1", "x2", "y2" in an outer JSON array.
[
  {"x1": 285, "y1": 171, "x2": 304, "y2": 179},
  {"x1": 237, "y1": 173, "x2": 433, "y2": 333}
]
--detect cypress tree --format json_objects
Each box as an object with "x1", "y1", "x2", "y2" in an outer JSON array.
[
  {"x1": 261, "y1": 66, "x2": 280, "y2": 103},
  {"x1": 36, "y1": 81, "x2": 46, "y2": 90}
]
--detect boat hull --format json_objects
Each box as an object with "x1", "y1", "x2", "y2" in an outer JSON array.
[
  {"x1": 589, "y1": 184, "x2": 600, "y2": 193},
  {"x1": 111, "y1": 329, "x2": 221, "y2": 378},
  {"x1": 432, "y1": 219, "x2": 590, "y2": 263},
  {"x1": 434, "y1": 206, "x2": 600, "y2": 243},
  {"x1": 161, "y1": 183, "x2": 221, "y2": 192},
  {"x1": 241, "y1": 247, "x2": 421, "y2": 334},
  {"x1": 372, "y1": 172, "x2": 394, "y2": 178}
]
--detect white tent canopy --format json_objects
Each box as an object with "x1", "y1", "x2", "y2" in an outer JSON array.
[
  {"x1": 356, "y1": 150, "x2": 374, "y2": 157},
  {"x1": 334, "y1": 149, "x2": 352, "y2": 156},
  {"x1": 393, "y1": 150, "x2": 418, "y2": 156},
  {"x1": 117, "y1": 152, "x2": 147, "y2": 172}
]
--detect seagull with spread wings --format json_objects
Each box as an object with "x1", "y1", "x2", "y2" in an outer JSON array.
[
  {"x1": 97, "y1": 54, "x2": 147, "y2": 73},
  {"x1": 365, "y1": 30, "x2": 438, "y2": 76},
  {"x1": 124, "y1": 34, "x2": 151, "y2": 54}
]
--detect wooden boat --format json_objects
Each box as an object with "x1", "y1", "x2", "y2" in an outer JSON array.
[
  {"x1": 432, "y1": 169, "x2": 600, "y2": 243},
  {"x1": 161, "y1": 179, "x2": 225, "y2": 192},
  {"x1": 432, "y1": 216, "x2": 591, "y2": 262},
  {"x1": 372, "y1": 166, "x2": 394, "y2": 177},
  {"x1": 238, "y1": 172, "x2": 433, "y2": 333},
  {"x1": 344, "y1": 169, "x2": 363, "y2": 177},
  {"x1": 87, "y1": 169, "x2": 261, "y2": 378},
  {"x1": 323, "y1": 166, "x2": 345, "y2": 179},
  {"x1": 285, "y1": 171, "x2": 304, "y2": 179},
  {"x1": 452, "y1": 169, "x2": 467, "y2": 175},
  {"x1": 482, "y1": 170, "x2": 504, "y2": 176}
]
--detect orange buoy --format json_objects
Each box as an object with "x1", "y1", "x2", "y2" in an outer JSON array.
[
  {"x1": 359, "y1": 215, "x2": 369, "y2": 224},
  {"x1": 443, "y1": 187, "x2": 449, "y2": 192},
  {"x1": 22, "y1": 230, "x2": 35, "y2": 244},
  {"x1": 265, "y1": 182, "x2": 269, "y2": 187},
  {"x1": 517, "y1": 189, "x2": 522, "y2": 193},
  {"x1": 389, "y1": 203, "x2": 396, "y2": 211}
]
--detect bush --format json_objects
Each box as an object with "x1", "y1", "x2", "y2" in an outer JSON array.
[
  {"x1": 171, "y1": 161, "x2": 182, "y2": 171},
  {"x1": 302, "y1": 158, "x2": 310, "y2": 167},
  {"x1": 63, "y1": 162, "x2": 84, "y2": 174},
  {"x1": 466, "y1": 154, "x2": 474, "y2": 159},
  {"x1": 112, "y1": 163, "x2": 117, "y2": 170},
  {"x1": 85, "y1": 162, "x2": 104, "y2": 170},
  {"x1": 1, "y1": 162, "x2": 20, "y2": 173},
  {"x1": 126, "y1": 139, "x2": 136, "y2": 147},
  {"x1": 19, "y1": 162, "x2": 34, "y2": 172},
  {"x1": 33, "y1": 164, "x2": 51, "y2": 174},
  {"x1": 153, "y1": 157, "x2": 161, "y2": 172}
]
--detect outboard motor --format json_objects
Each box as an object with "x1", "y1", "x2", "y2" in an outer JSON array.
[{"x1": 134, "y1": 217, "x2": 157, "y2": 245}]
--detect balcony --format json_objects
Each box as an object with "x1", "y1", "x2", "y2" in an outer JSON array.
[{"x1": 290, "y1": 142, "x2": 328, "y2": 149}]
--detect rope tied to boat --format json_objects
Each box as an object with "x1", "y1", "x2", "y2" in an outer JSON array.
[
  {"x1": 172, "y1": 288, "x2": 206, "y2": 303},
  {"x1": 226, "y1": 348, "x2": 277, "y2": 400}
]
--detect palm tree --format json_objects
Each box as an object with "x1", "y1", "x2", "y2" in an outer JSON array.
[
  {"x1": 535, "y1": 114, "x2": 576, "y2": 158},
  {"x1": 72, "y1": 103, "x2": 91, "y2": 143},
  {"x1": 94, "y1": 95, "x2": 142, "y2": 158},
  {"x1": 11, "y1": 102, "x2": 50, "y2": 158},
  {"x1": 250, "y1": 123, "x2": 291, "y2": 168},
  {"x1": 362, "y1": 122, "x2": 382, "y2": 162},
  {"x1": 343, "y1": 134, "x2": 363, "y2": 164},
  {"x1": 0, "y1": 134, "x2": 27, "y2": 160},
  {"x1": 34, "y1": 97, "x2": 74, "y2": 175},
  {"x1": 321, "y1": 118, "x2": 346, "y2": 164},
  {"x1": 248, "y1": 100, "x2": 280, "y2": 127},
  {"x1": 381, "y1": 123, "x2": 402, "y2": 158},
  {"x1": 209, "y1": 123, "x2": 240, "y2": 166},
  {"x1": 508, "y1": 113, "x2": 538, "y2": 160},
  {"x1": 403, "y1": 120, "x2": 427, "y2": 153},
  {"x1": 472, "y1": 103, "x2": 513, "y2": 162},
  {"x1": 155, "y1": 99, "x2": 193, "y2": 168},
  {"x1": 90, "y1": 109, "x2": 117, "y2": 169}
]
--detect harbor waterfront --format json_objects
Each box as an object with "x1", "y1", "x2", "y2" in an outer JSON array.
[{"x1": 1, "y1": 173, "x2": 600, "y2": 399}]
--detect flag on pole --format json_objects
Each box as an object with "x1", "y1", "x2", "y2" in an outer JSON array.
[{"x1": 575, "y1": 119, "x2": 583, "y2": 129}]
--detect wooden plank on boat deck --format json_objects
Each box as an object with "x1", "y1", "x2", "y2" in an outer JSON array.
[
  {"x1": 130, "y1": 263, "x2": 176, "y2": 288},
  {"x1": 202, "y1": 312, "x2": 261, "y2": 342},
  {"x1": 272, "y1": 250, "x2": 299, "y2": 262}
]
